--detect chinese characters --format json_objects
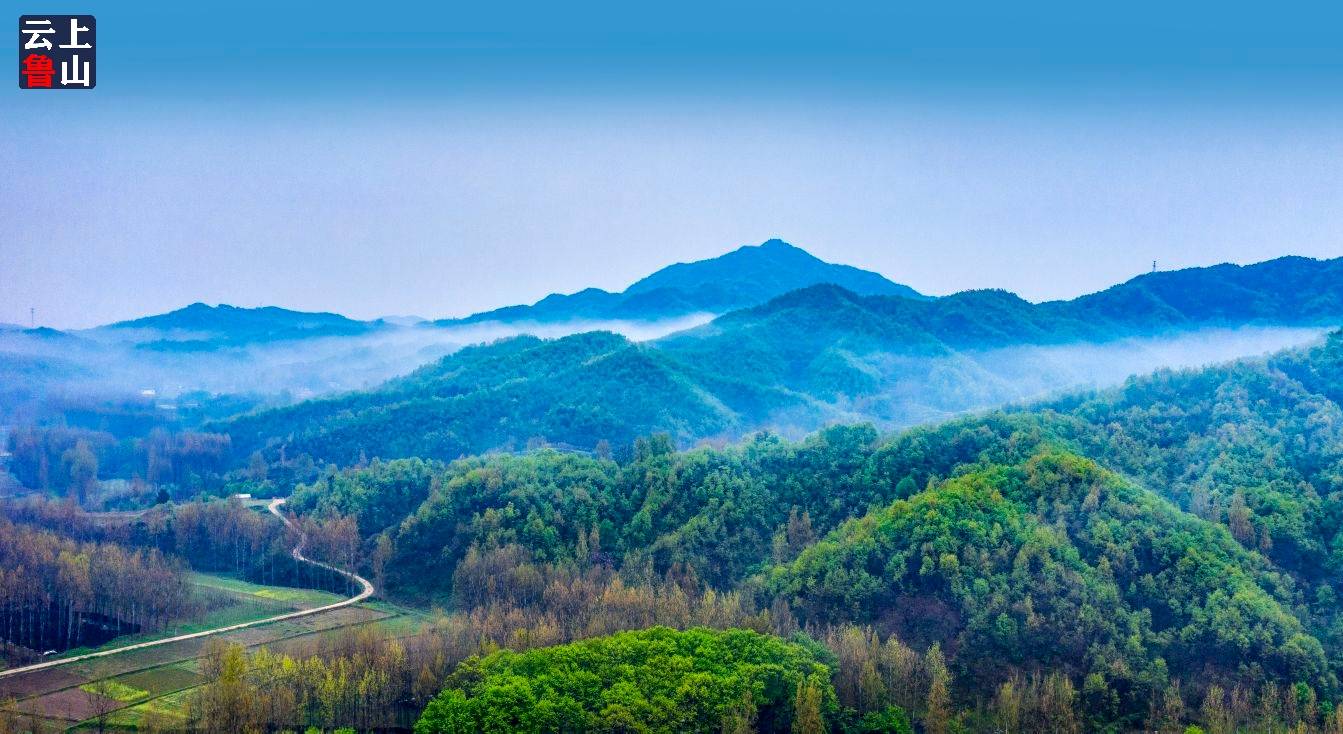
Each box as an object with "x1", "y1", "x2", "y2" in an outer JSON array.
[{"x1": 19, "y1": 15, "x2": 95, "y2": 89}]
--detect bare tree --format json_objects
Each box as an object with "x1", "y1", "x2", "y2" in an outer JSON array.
[{"x1": 82, "y1": 678, "x2": 119, "y2": 734}]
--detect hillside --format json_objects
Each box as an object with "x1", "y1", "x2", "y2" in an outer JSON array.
[
  {"x1": 767, "y1": 452, "x2": 1328, "y2": 697},
  {"x1": 13, "y1": 322, "x2": 1343, "y2": 733},
  {"x1": 222, "y1": 331, "x2": 808, "y2": 464},
  {"x1": 682, "y1": 254, "x2": 1343, "y2": 352},
  {"x1": 222, "y1": 256, "x2": 1343, "y2": 464},
  {"x1": 325, "y1": 332, "x2": 1343, "y2": 600},
  {"x1": 1, "y1": 240, "x2": 916, "y2": 426},
  {"x1": 276, "y1": 332, "x2": 1343, "y2": 731},
  {"x1": 438, "y1": 238, "x2": 925, "y2": 325},
  {"x1": 0, "y1": 303, "x2": 445, "y2": 426}
]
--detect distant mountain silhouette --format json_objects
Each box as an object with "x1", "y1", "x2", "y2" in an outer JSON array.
[
  {"x1": 437, "y1": 239, "x2": 925, "y2": 325},
  {"x1": 673, "y1": 255, "x2": 1343, "y2": 356},
  {"x1": 223, "y1": 255, "x2": 1343, "y2": 464},
  {"x1": 56, "y1": 239, "x2": 920, "y2": 343},
  {"x1": 103, "y1": 303, "x2": 384, "y2": 348},
  {"x1": 1065, "y1": 255, "x2": 1343, "y2": 326}
]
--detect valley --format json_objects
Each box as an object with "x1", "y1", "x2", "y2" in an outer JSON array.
[
  {"x1": 10, "y1": 7, "x2": 1343, "y2": 729},
  {"x1": 3, "y1": 242, "x2": 1343, "y2": 732}
]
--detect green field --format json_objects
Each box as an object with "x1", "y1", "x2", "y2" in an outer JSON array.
[
  {"x1": 117, "y1": 666, "x2": 205, "y2": 696},
  {"x1": 3, "y1": 571, "x2": 395, "y2": 730},
  {"x1": 84, "y1": 606, "x2": 415, "y2": 731},
  {"x1": 6, "y1": 601, "x2": 409, "y2": 731},
  {"x1": 187, "y1": 572, "x2": 345, "y2": 609},
  {"x1": 54, "y1": 572, "x2": 346, "y2": 660},
  {"x1": 80, "y1": 678, "x2": 149, "y2": 703},
  {"x1": 105, "y1": 685, "x2": 193, "y2": 728}
]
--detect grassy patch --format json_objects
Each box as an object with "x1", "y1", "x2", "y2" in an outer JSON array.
[
  {"x1": 252, "y1": 586, "x2": 341, "y2": 606},
  {"x1": 361, "y1": 598, "x2": 430, "y2": 618},
  {"x1": 105, "y1": 687, "x2": 192, "y2": 728},
  {"x1": 190, "y1": 572, "x2": 345, "y2": 608},
  {"x1": 79, "y1": 678, "x2": 148, "y2": 703},
  {"x1": 118, "y1": 665, "x2": 204, "y2": 695},
  {"x1": 363, "y1": 610, "x2": 425, "y2": 636}
]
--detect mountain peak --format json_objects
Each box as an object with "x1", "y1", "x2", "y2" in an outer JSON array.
[
  {"x1": 710, "y1": 238, "x2": 817, "y2": 266},
  {"x1": 624, "y1": 238, "x2": 922, "y2": 303},
  {"x1": 441, "y1": 238, "x2": 925, "y2": 326}
]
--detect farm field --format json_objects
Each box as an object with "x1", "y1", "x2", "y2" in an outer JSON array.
[
  {"x1": 37, "y1": 572, "x2": 345, "y2": 664},
  {"x1": 0, "y1": 573, "x2": 408, "y2": 731},
  {"x1": 186, "y1": 572, "x2": 344, "y2": 611}
]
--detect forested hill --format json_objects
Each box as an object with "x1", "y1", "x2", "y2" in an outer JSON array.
[
  {"x1": 1067, "y1": 254, "x2": 1343, "y2": 326},
  {"x1": 684, "y1": 254, "x2": 1343, "y2": 350},
  {"x1": 436, "y1": 238, "x2": 925, "y2": 325},
  {"x1": 220, "y1": 256, "x2": 1343, "y2": 466},
  {"x1": 285, "y1": 331, "x2": 1343, "y2": 731},
  {"x1": 220, "y1": 331, "x2": 791, "y2": 464}
]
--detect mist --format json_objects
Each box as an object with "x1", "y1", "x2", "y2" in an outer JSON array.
[
  {"x1": 0, "y1": 311, "x2": 1330, "y2": 463},
  {"x1": 431, "y1": 313, "x2": 716, "y2": 346},
  {"x1": 802, "y1": 325, "x2": 1332, "y2": 433},
  {"x1": 0, "y1": 313, "x2": 718, "y2": 426}
]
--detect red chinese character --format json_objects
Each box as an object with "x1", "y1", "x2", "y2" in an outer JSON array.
[{"x1": 21, "y1": 53, "x2": 55, "y2": 88}]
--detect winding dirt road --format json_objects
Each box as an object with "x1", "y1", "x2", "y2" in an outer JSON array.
[{"x1": 0, "y1": 498, "x2": 373, "y2": 680}]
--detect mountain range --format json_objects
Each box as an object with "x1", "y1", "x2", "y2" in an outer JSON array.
[
  {"x1": 64, "y1": 242, "x2": 1341, "y2": 345},
  {"x1": 9, "y1": 238, "x2": 1343, "y2": 731},
  {"x1": 0, "y1": 240, "x2": 926, "y2": 417},
  {"x1": 6, "y1": 239, "x2": 1342, "y2": 458},
  {"x1": 220, "y1": 253, "x2": 1343, "y2": 465},
  {"x1": 10, "y1": 239, "x2": 918, "y2": 346}
]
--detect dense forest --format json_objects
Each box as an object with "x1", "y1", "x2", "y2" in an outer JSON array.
[
  {"x1": 414, "y1": 627, "x2": 838, "y2": 733},
  {"x1": 228, "y1": 330, "x2": 1343, "y2": 731},
  {"x1": 769, "y1": 452, "x2": 1330, "y2": 717},
  {"x1": 6, "y1": 330, "x2": 1339, "y2": 729}
]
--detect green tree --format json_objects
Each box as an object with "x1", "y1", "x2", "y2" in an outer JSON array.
[{"x1": 416, "y1": 628, "x2": 834, "y2": 734}]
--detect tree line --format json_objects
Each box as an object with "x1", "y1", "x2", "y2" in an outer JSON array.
[
  {"x1": 0, "y1": 516, "x2": 192, "y2": 657},
  {"x1": 5, "y1": 426, "x2": 233, "y2": 506},
  {"x1": 182, "y1": 556, "x2": 1343, "y2": 733}
]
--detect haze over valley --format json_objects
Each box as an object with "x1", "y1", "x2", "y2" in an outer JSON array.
[
  {"x1": 4, "y1": 239, "x2": 1338, "y2": 447},
  {"x1": 11, "y1": 3, "x2": 1343, "y2": 729},
  {"x1": 4, "y1": 238, "x2": 1343, "y2": 733}
]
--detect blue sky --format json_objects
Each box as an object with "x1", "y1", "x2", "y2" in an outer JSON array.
[{"x1": 4, "y1": 1, "x2": 1343, "y2": 327}]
